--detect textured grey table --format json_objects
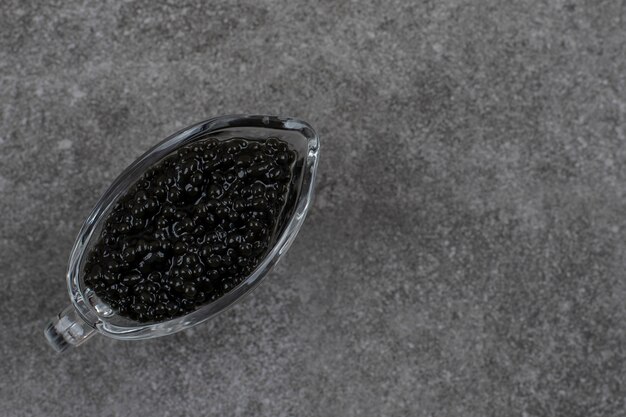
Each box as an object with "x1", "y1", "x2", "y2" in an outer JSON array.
[{"x1": 1, "y1": 1, "x2": 625, "y2": 416}]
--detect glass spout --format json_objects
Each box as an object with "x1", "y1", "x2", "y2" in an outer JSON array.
[{"x1": 44, "y1": 305, "x2": 96, "y2": 352}]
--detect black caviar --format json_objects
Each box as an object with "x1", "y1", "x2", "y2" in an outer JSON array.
[{"x1": 83, "y1": 137, "x2": 298, "y2": 322}]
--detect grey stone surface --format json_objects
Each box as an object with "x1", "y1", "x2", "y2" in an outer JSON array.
[{"x1": 1, "y1": 0, "x2": 625, "y2": 416}]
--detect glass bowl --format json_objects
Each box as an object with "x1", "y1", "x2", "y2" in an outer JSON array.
[{"x1": 44, "y1": 114, "x2": 320, "y2": 352}]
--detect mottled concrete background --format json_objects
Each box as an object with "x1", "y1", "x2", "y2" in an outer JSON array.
[{"x1": 1, "y1": 0, "x2": 625, "y2": 416}]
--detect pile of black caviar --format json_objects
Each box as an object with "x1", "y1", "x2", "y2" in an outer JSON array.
[{"x1": 83, "y1": 137, "x2": 297, "y2": 322}]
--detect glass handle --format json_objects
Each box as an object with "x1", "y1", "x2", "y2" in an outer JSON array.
[{"x1": 44, "y1": 305, "x2": 96, "y2": 352}]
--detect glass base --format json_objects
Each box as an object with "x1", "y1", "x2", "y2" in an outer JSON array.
[{"x1": 44, "y1": 305, "x2": 96, "y2": 352}]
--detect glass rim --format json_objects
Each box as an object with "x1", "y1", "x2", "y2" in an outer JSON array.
[{"x1": 66, "y1": 114, "x2": 320, "y2": 339}]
